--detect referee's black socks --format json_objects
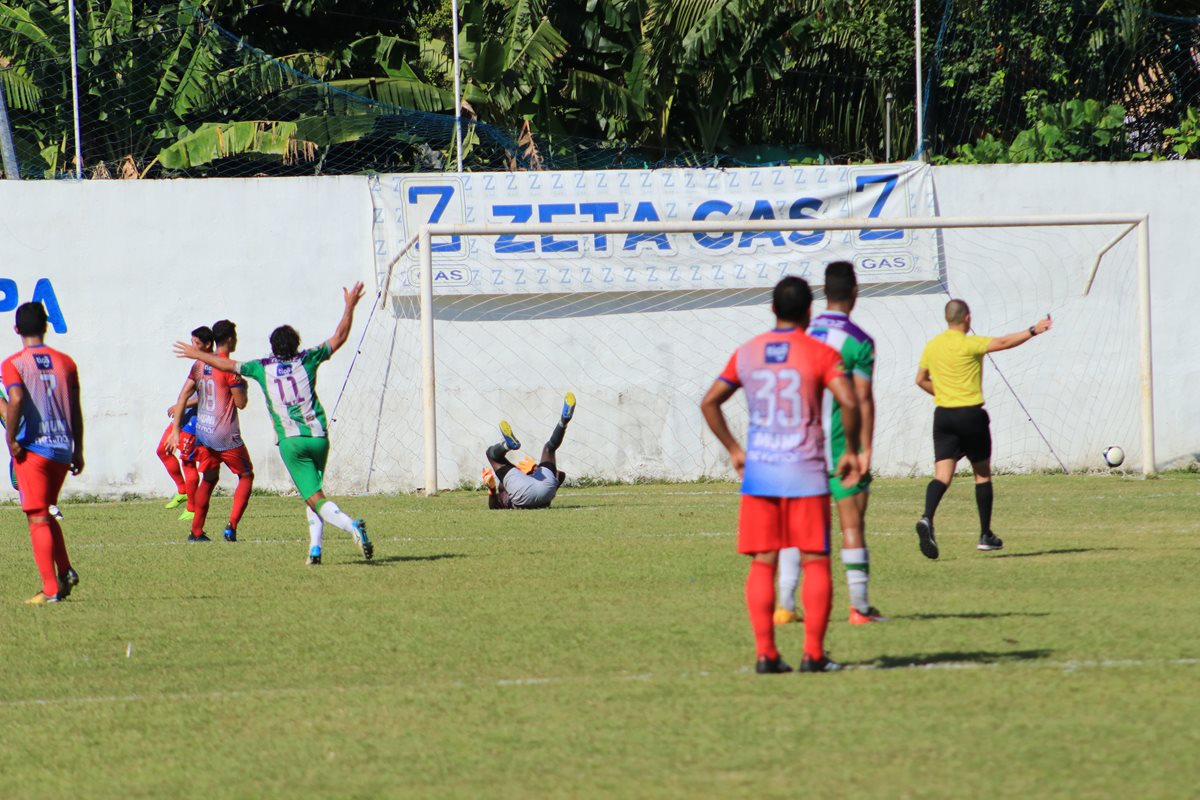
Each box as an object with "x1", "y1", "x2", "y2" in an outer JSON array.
[
  {"x1": 924, "y1": 479, "x2": 949, "y2": 520},
  {"x1": 975, "y1": 481, "x2": 994, "y2": 534}
]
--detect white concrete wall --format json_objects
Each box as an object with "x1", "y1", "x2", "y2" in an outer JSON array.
[
  {"x1": 0, "y1": 163, "x2": 1193, "y2": 498},
  {"x1": 0, "y1": 177, "x2": 374, "y2": 499},
  {"x1": 933, "y1": 163, "x2": 1197, "y2": 468}
]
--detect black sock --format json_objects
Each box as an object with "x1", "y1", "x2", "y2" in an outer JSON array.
[
  {"x1": 975, "y1": 482, "x2": 994, "y2": 535},
  {"x1": 486, "y1": 442, "x2": 509, "y2": 462},
  {"x1": 547, "y1": 421, "x2": 567, "y2": 451},
  {"x1": 924, "y1": 479, "x2": 949, "y2": 520}
]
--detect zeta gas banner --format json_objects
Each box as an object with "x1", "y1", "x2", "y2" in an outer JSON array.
[{"x1": 370, "y1": 164, "x2": 937, "y2": 295}]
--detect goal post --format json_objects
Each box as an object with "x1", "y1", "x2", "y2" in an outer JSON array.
[{"x1": 329, "y1": 210, "x2": 1153, "y2": 496}]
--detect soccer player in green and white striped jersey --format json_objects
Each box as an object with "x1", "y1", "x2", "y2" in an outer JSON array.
[
  {"x1": 174, "y1": 283, "x2": 372, "y2": 565},
  {"x1": 777, "y1": 262, "x2": 885, "y2": 624}
]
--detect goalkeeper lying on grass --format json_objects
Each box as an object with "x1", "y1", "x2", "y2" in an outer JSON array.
[{"x1": 483, "y1": 393, "x2": 575, "y2": 510}]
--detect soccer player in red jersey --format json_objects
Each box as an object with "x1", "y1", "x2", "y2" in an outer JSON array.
[
  {"x1": 701, "y1": 277, "x2": 862, "y2": 673},
  {"x1": 2, "y1": 302, "x2": 84, "y2": 604},
  {"x1": 168, "y1": 320, "x2": 253, "y2": 543},
  {"x1": 155, "y1": 326, "x2": 212, "y2": 520}
]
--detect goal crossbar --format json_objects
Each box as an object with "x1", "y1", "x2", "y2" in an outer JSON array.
[{"x1": 409, "y1": 213, "x2": 1153, "y2": 494}]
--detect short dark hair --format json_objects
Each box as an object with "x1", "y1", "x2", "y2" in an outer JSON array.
[
  {"x1": 15, "y1": 302, "x2": 48, "y2": 337},
  {"x1": 211, "y1": 320, "x2": 237, "y2": 345},
  {"x1": 945, "y1": 299, "x2": 970, "y2": 324},
  {"x1": 191, "y1": 326, "x2": 215, "y2": 346},
  {"x1": 772, "y1": 276, "x2": 813, "y2": 324},
  {"x1": 824, "y1": 261, "x2": 857, "y2": 302},
  {"x1": 270, "y1": 325, "x2": 301, "y2": 359}
]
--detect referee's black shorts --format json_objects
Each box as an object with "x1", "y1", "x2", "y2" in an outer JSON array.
[{"x1": 932, "y1": 405, "x2": 992, "y2": 463}]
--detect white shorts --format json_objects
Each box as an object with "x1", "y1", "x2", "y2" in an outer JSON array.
[{"x1": 501, "y1": 465, "x2": 560, "y2": 509}]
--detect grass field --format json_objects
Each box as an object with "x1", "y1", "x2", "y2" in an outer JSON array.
[{"x1": 1, "y1": 474, "x2": 1198, "y2": 799}]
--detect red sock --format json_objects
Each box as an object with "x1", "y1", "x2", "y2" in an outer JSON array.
[
  {"x1": 156, "y1": 431, "x2": 187, "y2": 494},
  {"x1": 801, "y1": 556, "x2": 833, "y2": 659},
  {"x1": 192, "y1": 478, "x2": 216, "y2": 536},
  {"x1": 229, "y1": 473, "x2": 253, "y2": 529},
  {"x1": 182, "y1": 462, "x2": 199, "y2": 512},
  {"x1": 48, "y1": 517, "x2": 71, "y2": 575},
  {"x1": 28, "y1": 516, "x2": 58, "y2": 596},
  {"x1": 745, "y1": 559, "x2": 778, "y2": 659}
]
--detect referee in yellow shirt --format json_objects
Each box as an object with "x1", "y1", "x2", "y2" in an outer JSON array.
[{"x1": 914, "y1": 299, "x2": 1052, "y2": 558}]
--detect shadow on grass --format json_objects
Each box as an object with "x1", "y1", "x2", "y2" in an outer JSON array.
[
  {"x1": 863, "y1": 649, "x2": 1053, "y2": 670},
  {"x1": 360, "y1": 553, "x2": 464, "y2": 566},
  {"x1": 897, "y1": 611, "x2": 1051, "y2": 621},
  {"x1": 991, "y1": 547, "x2": 1119, "y2": 559}
]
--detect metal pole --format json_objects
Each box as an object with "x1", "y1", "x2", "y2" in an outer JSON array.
[
  {"x1": 67, "y1": 0, "x2": 83, "y2": 179},
  {"x1": 914, "y1": 0, "x2": 924, "y2": 158},
  {"x1": 1137, "y1": 216, "x2": 1156, "y2": 477},
  {"x1": 450, "y1": 0, "x2": 464, "y2": 173},
  {"x1": 378, "y1": 232, "x2": 421, "y2": 310},
  {"x1": 419, "y1": 228, "x2": 439, "y2": 495},
  {"x1": 885, "y1": 91, "x2": 894, "y2": 162},
  {"x1": 427, "y1": 213, "x2": 1150, "y2": 239},
  {"x1": 0, "y1": 78, "x2": 21, "y2": 179}
]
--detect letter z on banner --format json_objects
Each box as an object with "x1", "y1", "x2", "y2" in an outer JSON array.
[{"x1": 370, "y1": 165, "x2": 937, "y2": 296}]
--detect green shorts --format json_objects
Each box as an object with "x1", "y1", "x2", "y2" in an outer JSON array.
[
  {"x1": 827, "y1": 429, "x2": 871, "y2": 501},
  {"x1": 828, "y1": 471, "x2": 871, "y2": 502},
  {"x1": 279, "y1": 436, "x2": 330, "y2": 500}
]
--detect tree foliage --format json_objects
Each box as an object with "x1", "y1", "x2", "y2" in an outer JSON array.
[{"x1": 1, "y1": 0, "x2": 1199, "y2": 175}]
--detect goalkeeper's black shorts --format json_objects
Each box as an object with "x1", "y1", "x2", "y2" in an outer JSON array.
[{"x1": 932, "y1": 405, "x2": 992, "y2": 464}]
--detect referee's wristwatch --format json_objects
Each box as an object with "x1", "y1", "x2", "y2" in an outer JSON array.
[{"x1": 1028, "y1": 325, "x2": 1037, "y2": 337}]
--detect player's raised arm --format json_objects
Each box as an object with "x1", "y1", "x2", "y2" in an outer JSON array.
[
  {"x1": 987, "y1": 314, "x2": 1052, "y2": 353},
  {"x1": 327, "y1": 282, "x2": 366, "y2": 354},
  {"x1": 700, "y1": 378, "x2": 746, "y2": 477},
  {"x1": 173, "y1": 343, "x2": 238, "y2": 374}
]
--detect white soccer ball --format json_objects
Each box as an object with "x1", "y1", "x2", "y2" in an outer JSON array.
[{"x1": 1102, "y1": 446, "x2": 1125, "y2": 468}]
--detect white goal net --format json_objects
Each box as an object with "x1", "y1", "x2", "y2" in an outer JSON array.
[{"x1": 326, "y1": 169, "x2": 1150, "y2": 494}]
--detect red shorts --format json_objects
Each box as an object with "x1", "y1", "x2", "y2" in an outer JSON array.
[
  {"x1": 14, "y1": 450, "x2": 70, "y2": 513},
  {"x1": 195, "y1": 444, "x2": 253, "y2": 475},
  {"x1": 737, "y1": 494, "x2": 831, "y2": 555}
]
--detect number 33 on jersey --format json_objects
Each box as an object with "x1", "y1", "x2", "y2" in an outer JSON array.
[{"x1": 718, "y1": 329, "x2": 846, "y2": 497}]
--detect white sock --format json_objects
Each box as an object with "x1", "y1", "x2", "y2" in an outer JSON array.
[
  {"x1": 777, "y1": 547, "x2": 801, "y2": 612},
  {"x1": 842, "y1": 547, "x2": 870, "y2": 613},
  {"x1": 318, "y1": 500, "x2": 357, "y2": 534},
  {"x1": 307, "y1": 506, "x2": 324, "y2": 551}
]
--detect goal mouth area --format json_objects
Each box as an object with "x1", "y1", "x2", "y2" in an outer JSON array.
[{"x1": 336, "y1": 212, "x2": 1153, "y2": 494}]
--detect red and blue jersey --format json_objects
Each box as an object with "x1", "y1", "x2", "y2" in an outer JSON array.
[
  {"x1": 1, "y1": 344, "x2": 79, "y2": 465},
  {"x1": 719, "y1": 328, "x2": 845, "y2": 498},
  {"x1": 189, "y1": 360, "x2": 245, "y2": 451}
]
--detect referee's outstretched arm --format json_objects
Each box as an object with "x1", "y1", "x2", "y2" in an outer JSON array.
[{"x1": 986, "y1": 315, "x2": 1053, "y2": 353}]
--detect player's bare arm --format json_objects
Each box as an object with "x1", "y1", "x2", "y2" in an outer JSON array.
[
  {"x1": 173, "y1": 343, "x2": 238, "y2": 374},
  {"x1": 853, "y1": 374, "x2": 875, "y2": 474},
  {"x1": 987, "y1": 314, "x2": 1052, "y2": 353},
  {"x1": 166, "y1": 377, "x2": 197, "y2": 454},
  {"x1": 5, "y1": 385, "x2": 24, "y2": 460},
  {"x1": 915, "y1": 366, "x2": 935, "y2": 396},
  {"x1": 828, "y1": 375, "x2": 862, "y2": 486},
  {"x1": 327, "y1": 281, "x2": 366, "y2": 354},
  {"x1": 68, "y1": 374, "x2": 84, "y2": 475},
  {"x1": 700, "y1": 379, "x2": 746, "y2": 477},
  {"x1": 167, "y1": 395, "x2": 199, "y2": 418},
  {"x1": 231, "y1": 384, "x2": 249, "y2": 410}
]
